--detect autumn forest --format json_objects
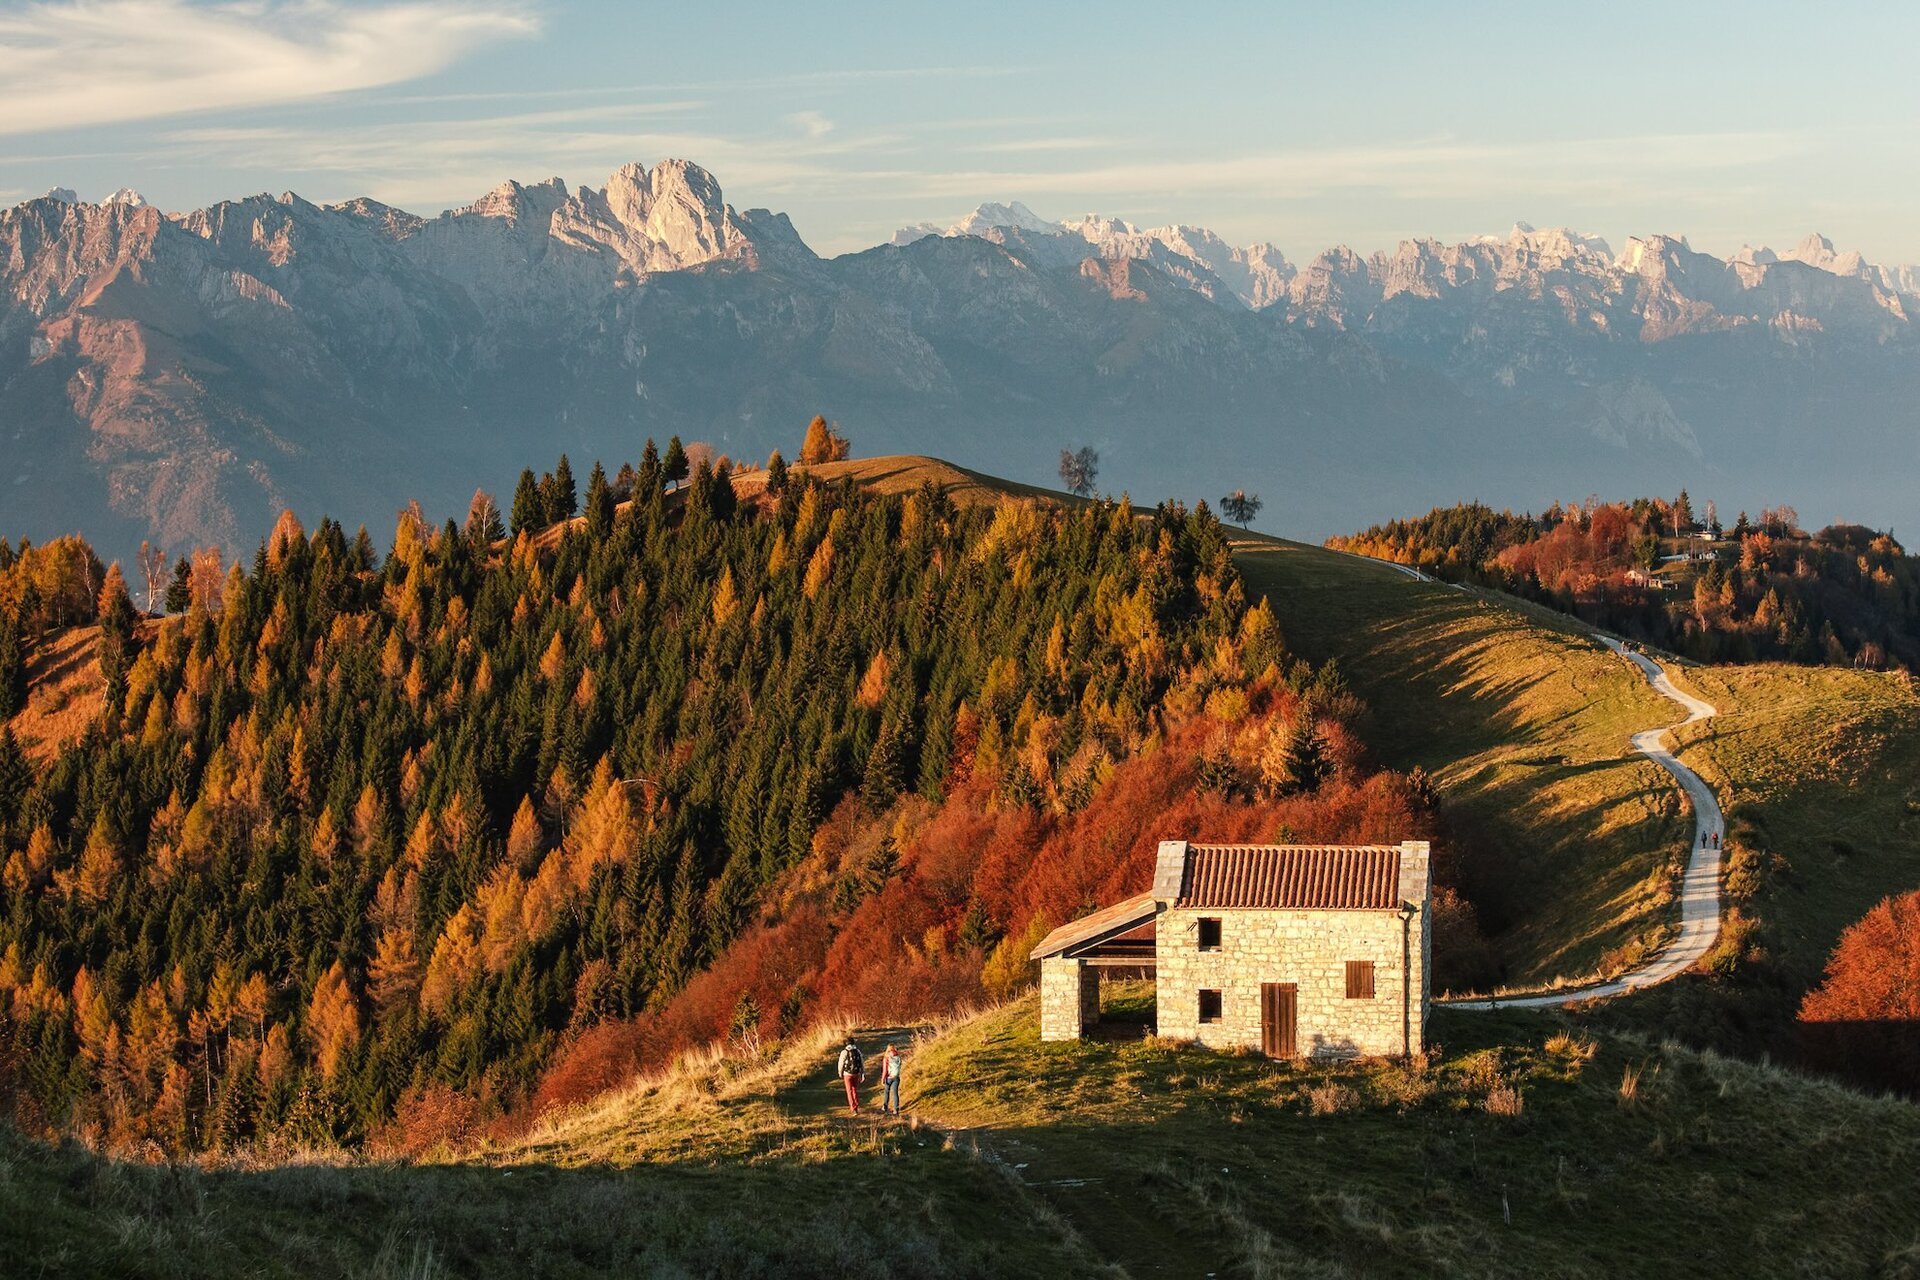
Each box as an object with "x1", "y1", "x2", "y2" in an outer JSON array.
[{"x1": 0, "y1": 440, "x2": 1445, "y2": 1156}]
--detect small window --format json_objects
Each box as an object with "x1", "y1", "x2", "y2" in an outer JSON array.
[
  {"x1": 1346, "y1": 961, "x2": 1376, "y2": 999},
  {"x1": 1198, "y1": 989, "x2": 1223, "y2": 1023},
  {"x1": 1197, "y1": 918, "x2": 1222, "y2": 952}
]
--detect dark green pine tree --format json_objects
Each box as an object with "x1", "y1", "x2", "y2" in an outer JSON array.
[
  {"x1": 0, "y1": 609, "x2": 25, "y2": 720},
  {"x1": 0, "y1": 726, "x2": 30, "y2": 827},
  {"x1": 765, "y1": 450, "x2": 788, "y2": 496},
  {"x1": 708, "y1": 461, "x2": 737, "y2": 523},
  {"x1": 1281, "y1": 713, "x2": 1331, "y2": 795},
  {"x1": 662, "y1": 436, "x2": 688, "y2": 490},
  {"x1": 585, "y1": 461, "x2": 614, "y2": 539},
  {"x1": 164, "y1": 556, "x2": 193, "y2": 613},
  {"x1": 350, "y1": 525, "x2": 377, "y2": 573},
  {"x1": 552, "y1": 454, "x2": 577, "y2": 521},
  {"x1": 636, "y1": 438, "x2": 662, "y2": 499},
  {"x1": 96, "y1": 567, "x2": 136, "y2": 712},
  {"x1": 862, "y1": 717, "x2": 911, "y2": 808},
  {"x1": 510, "y1": 468, "x2": 542, "y2": 537}
]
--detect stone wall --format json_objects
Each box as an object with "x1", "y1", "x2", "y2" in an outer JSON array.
[
  {"x1": 1155, "y1": 905, "x2": 1426, "y2": 1057},
  {"x1": 1039, "y1": 957, "x2": 1097, "y2": 1041}
]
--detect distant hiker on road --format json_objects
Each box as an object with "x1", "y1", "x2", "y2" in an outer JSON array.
[
  {"x1": 1712, "y1": 831, "x2": 1720, "y2": 849},
  {"x1": 880, "y1": 1042, "x2": 903, "y2": 1116},
  {"x1": 837, "y1": 1040, "x2": 865, "y2": 1115}
]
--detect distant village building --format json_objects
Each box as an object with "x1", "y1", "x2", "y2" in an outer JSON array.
[{"x1": 1030, "y1": 841, "x2": 1431, "y2": 1058}]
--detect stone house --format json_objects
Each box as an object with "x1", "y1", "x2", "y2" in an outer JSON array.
[{"x1": 1030, "y1": 840, "x2": 1431, "y2": 1058}]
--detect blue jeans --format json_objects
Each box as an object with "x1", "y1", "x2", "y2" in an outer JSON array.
[{"x1": 882, "y1": 1076, "x2": 901, "y2": 1113}]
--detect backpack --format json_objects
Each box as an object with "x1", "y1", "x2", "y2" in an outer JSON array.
[{"x1": 838, "y1": 1045, "x2": 864, "y2": 1077}]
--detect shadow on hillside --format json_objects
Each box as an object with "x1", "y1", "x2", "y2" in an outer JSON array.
[
  {"x1": 1, "y1": 1105, "x2": 1065, "y2": 1280},
  {"x1": 24, "y1": 626, "x2": 99, "y2": 690},
  {"x1": 1232, "y1": 544, "x2": 1602, "y2": 762}
]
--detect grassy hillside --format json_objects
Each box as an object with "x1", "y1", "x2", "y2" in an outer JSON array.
[
  {"x1": 1668, "y1": 665, "x2": 1920, "y2": 989},
  {"x1": 1229, "y1": 537, "x2": 1686, "y2": 987},
  {"x1": 5, "y1": 623, "x2": 106, "y2": 765},
  {"x1": 10, "y1": 993, "x2": 1918, "y2": 1278}
]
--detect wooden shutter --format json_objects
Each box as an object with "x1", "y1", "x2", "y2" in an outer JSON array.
[{"x1": 1346, "y1": 960, "x2": 1376, "y2": 999}]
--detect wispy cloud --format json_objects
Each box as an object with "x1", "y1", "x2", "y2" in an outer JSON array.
[
  {"x1": 0, "y1": 0, "x2": 538, "y2": 135},
  {"x1": 891, "y1": 132, "x2": 1813, "y2": 205},
  {"x1": 786, "y1": 111, "x2": 833, "y2": 140}
]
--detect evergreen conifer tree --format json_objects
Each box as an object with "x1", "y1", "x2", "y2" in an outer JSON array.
[
  {"x1": 552, "y1": 454, "x2": 577, "y2": 521},
  {"x1": 165, "y1": 557, "x2": 193, "y2": 613},
  {"x1": 510, "y1": 469, "x2": 542, "y2": 536},
  {"x1": 637, "y1": 438, "x2": 662, "y2": 498},
  {"x1": 585, "y1": 461, "x2": 614, "y2": 538},
  {"x1": 708, "y1": 461, "x2": 737, "y2": 523},
  {"x1": 662, "y1": 437, "x2": 688, "y2": 490},
  {"x1": 1281, "y1": 714, "x2": 1330, "y2": 794},
  {"x1": 0, "y1": 609, "x2": 25, "y2": 720}
]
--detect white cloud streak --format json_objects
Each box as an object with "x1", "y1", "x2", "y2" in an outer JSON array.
[{"x1": 0, "y1": 0, "x2": 538, "y2": 135}]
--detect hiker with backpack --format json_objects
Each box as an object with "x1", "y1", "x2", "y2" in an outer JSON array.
[
  {"x1": 879, "y1": 1042, "x2": 903, "y2": 1116},
  {"x1": 837, "y1": 1040, "x2": 865, "y2": 1115}
]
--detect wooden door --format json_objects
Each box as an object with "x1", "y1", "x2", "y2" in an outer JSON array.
[{"x1": 1261, "y1": 983, "x2": 1297, "y2": 1058}]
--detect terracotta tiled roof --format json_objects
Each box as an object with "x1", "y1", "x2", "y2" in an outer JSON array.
[
  {"x1": 1178, "y1": 844, "x2": 1402, "y2": 910},
  {"x1": 1028, "y1": 891, "x2": 1158, "y2": 960}
]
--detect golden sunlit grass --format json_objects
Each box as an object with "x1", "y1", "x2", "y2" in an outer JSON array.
[
  {"x1": 1668, "y1": 662, "x2": 1920, "y2": 982},
  {"x1": 8, "y1": 624, "x2": 105, "y2": 765}
]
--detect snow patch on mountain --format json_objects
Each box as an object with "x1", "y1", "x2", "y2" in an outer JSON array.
[{"x1": 892, "y1": 201, "x2": 1293, "y2": 309}]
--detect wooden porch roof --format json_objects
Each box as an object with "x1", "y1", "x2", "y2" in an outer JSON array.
[{"x1": 1028, "y1": 891, "x2": 1158, "y2": 961}]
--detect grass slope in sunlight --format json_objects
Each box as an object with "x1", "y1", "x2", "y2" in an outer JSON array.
[
  {"x1": 1230, "y1": 537, "x2": 1687, "y2": 988},
  {"x1": 1673, "y1": 662, "x2": 1920, "y2": 982},
  {"x1": 901, "y1": 987, "x2": 1920, "y2": 1278}
]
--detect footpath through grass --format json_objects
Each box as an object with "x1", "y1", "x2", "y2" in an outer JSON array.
[{"x1": 1230, "y1": 537, "x2": 1687, "y2": 988}]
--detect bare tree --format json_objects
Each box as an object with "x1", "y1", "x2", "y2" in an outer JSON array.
[
  {"x1": 189, "y1": 547, "x2": 225, "y2": 613},
  {"x1": 1058, "y1": 446, "x2": 1099, "y2": 498},
  {"x1": 465, "y1": 489, "x2": 505, "y2": 547},
  {"x1": 137, "y1": 540, "x2": 169, "y2": 615},
  {"x1": 1221, "y1": 489, "x2": 1264, "y2": 528}
]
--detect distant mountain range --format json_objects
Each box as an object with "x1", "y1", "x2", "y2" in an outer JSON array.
[{"x1": 3, "y1": 160, "x2": 1916, "y2": 555}]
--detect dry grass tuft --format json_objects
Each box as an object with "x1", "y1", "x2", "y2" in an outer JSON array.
[
  {"x1": 1544, "y1": 1031, "x2": 1598, "y2": 1063},
  {"x1": 1370, "y1": 1058, "x2": 1437, "y2": 1111},
  {"x1": 1307, "y1": 1082, "x2": 1361, "y2": 1116},
  {"x1": 1483, "y1": 1081, "x2": 1525, "y2": 1118},
  {"x1": 1618, "y1": 1062, "x2": 1646, "y2": 1108}
]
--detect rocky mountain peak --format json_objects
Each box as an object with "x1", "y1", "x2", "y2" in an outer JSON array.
[
  {"x1": 104, "y1": 188, "x2": 149, "y2": 208},
  {"x1": 601, "y1": 159, "x2": 739, "y2": 268}
]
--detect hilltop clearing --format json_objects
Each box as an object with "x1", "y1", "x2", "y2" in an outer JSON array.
[{"x1": 8, "y1": 993, "x2": 1919, "y2": 1278}]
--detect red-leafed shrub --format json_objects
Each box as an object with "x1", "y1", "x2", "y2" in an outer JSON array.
[
  {"x1": 1797, "y1": 888, "x2": 1920, "y2": 1096},
  {"x1": 530, "y1": 1018, "x2": 649, "y2": 1119},
  {"x1": 371, "y1": 1082, "x2": 484, "y2": 1158}
]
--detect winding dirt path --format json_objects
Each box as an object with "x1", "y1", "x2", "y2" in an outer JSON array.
[{"x1": 1446, "y1": 638, "x2": 1724, "y2": 1009}]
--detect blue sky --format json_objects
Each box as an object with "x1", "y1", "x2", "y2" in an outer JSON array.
[{"x1": 2, "y1": 0, "x2": 1916, "y2": 262}]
